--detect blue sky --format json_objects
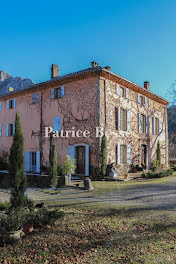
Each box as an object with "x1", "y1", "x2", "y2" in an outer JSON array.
[{"x1": 1, "y1": 0, "x2": 176, "y2": 101}]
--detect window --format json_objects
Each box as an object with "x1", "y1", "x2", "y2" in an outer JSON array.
[
  {"x1": 115, "y1": 107, "x2": 130, "y2": 131},
  {"x1": 152, "y1": 117, "x2": 161, "y2": 135},
  {"x1": 120, "y1": 145, "x2": 127, "y2": 164},
  {"x1": 116, "y1": 84, "x2": 129, "y2": 99},
  {"x1": 138, "y1": 113, "x2": 148, "y2": 134},
  {"x1": 7, "y1": 99, "x2": 16, "y2": 109},
  {"x1": 32, "y1": 93, "x2": 38, "y2": 103},
  {"x1": 6, "y1": 124, "x2": 15, "y2": 136},
  {"x1": 51, "y1": 86, "x2": 65, "y2": 99},
  {"x1": 24, "y1": 151, "x2": 40, "y2": 173},
  {"x1": 137, "y1": 94, "x2": 147, "y2": 106},
  {"x1": 120, "y1": 108, "x2": 127, "y2": 131},
  {"x1": 117, "y1": 144, "x2": 131, "y2": 165}
]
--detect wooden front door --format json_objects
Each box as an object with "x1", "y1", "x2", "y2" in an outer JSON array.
[
  {"x1": 141, "y1": 144, "x2": 147, "y2": 169},
  {"x1": 76, "y1": 146, "x2": 85, "y2": 174}
]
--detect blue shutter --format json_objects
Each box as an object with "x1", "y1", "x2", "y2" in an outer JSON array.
[
  {"x1": 13, "y1": 123, "x2": 15, "y2": 135},
  {"x1": 33, "y1": 93, "x2": 38, "y2": 103},
  {"x1": 0, "y1": 102, "x2": 2, "y2": 111},
  {"x1": 126, "y1": 88, "x2": 129, "y2": 99},
  {"x1": 6, "y1": 101, "x2": 9, "y2": 109},
  {"x1": 51, "y1": 88, "x2": 55, "y2": 99},
  {"x1": 127, "y1": 110, "x2": 131, "y2": 131},
  {"x1": 13, "y1": 99, "x2": 16, "y2": 108},
  {"x1": 68, "y1": 145, "x2": 75, "y2": 173},
  {"x1": 60, "y1": 86, "x2": 65, "y2": 97},
  {"x1": 54, "y1": 117, "x2": 61, "y2": 131},
  {"x1": 117, "y1": 144, "x2": 120, "y2": 165},
  {"x1": 24, "y1": 152, "x2": 30, "y2": 172},
  {"x1": 6, "y1": 124, "x2": 9, "y2": 136},
  {"x1": 127, "y1": 145, "x2": 131, "y2": 164},
  {"x1": 85, "y1": 144, "x2": 89, "y2": 176},
  {"x1": 36, "y1": 152, "x2": 40, "y2": 173},
  {"x1": 0, "y1": 124, "x2": 2, "y2": 136}
]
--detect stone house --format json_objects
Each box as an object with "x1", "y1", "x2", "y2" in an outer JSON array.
[{"x1": 0, "y1": 62, "x2": 169, "y2": 177}]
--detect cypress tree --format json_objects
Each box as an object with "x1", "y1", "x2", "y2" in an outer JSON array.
[
  {"x1": 156, "y1": 140, "x2": 161, "y2": 167},
  {"x1": 9, "y1": 112, "x2": 27, "y2": 208},
  {"x1": 100, "y1": 134, "x2": 107, "y2": 177},
  {"x1": 49, "y1": 144, "x2": 58, "y2": 188}
]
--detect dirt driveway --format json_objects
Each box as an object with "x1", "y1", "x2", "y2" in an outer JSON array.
[{"x1": 0, "y1": 177, "x2": 176, "y2": 210}]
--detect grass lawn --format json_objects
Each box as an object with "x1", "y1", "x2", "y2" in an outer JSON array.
[
  {"x1": 0, "y1": 175, "x2": 176, "y2": 264},
  {"x1": 0, "y1": 204, "x2": 176, "y2": 263}
]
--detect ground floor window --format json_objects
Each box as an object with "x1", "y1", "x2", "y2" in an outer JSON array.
[
  {"x1": 24, "y1": 151, "x2": 40, "y2": 173},
  {"x1": 117, "y1": 144, "x2": 131, "y2": 165}
]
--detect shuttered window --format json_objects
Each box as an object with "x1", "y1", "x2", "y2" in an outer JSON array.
[
  {"x1": 24, "y1": 151, "x2": 40, "y2": 173},
  {"x1": 138, "y1": 114, "x2": 148, "y2": 134},
  {"x1": 0, "y1": 102, "x2": 2, "y2": 111},
  {"x1": 6, "y1": 123, "x2": 15, "y2": 136},
  {"x1": 117, "y1": 144, "x2": 131, "y2": 165},
  {"x1": 51, "y1": 86, "x2": 65, "y2": 99},
  {"x1": 0, "y1": 124, "x2": 2, "y2": 136},
  {"x1": 32, "y1": 93, "x2": 38, "y2": 103},
  {"x1": 115, "y1": 107, "x2": 130, "y2": 131},
  {"x1": 7, "y1": 99, "x2": 16, "y2": 109},
  {"x1": 152, "y1": 117, "x2": 160, "y2": 135},
  {"x1": 54, "y1": 117, "x2": 61, "y2": 132}
]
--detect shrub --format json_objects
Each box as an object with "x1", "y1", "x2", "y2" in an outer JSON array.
[
  {"x1": 150, "y1": 159, "x2": 160, "y2": 171},
  {"x1": 0, "y1": 208, "x2": 29, "y2": 232},
  {"x1": 9, "y1": 113, "x2": 27, "y2": 208},
  {"x1": 142, "y1": 168, "x2": 173, "y2": 179},
  {"x1": 61, "y1": 155, "x2": 76, "y2": 176},
  {"x1": 33, "y1": 207, "x2": 64, "y2": 227}
]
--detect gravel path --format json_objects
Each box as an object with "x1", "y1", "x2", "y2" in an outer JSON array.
[{"x1": 0, "y1": 177, "x2": 176, "y2": 210}]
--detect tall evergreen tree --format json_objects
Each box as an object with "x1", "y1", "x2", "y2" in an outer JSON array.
[
  {"x1": 156, "y1": 140, "x2": 161, "y2": 167},
  {"x1": 49, "y1": 144, "x2": 58, "y2": 188},
  {"x1": 100, "y1": 134, "x2": 107, "y2": 177},
  {"x1": 9, "y1": 112, "x2": 27, "y2": 208}
]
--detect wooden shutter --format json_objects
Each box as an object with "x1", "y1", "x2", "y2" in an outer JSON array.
[
  {"x1": 138, "y1": 113, "x2": 141, "y2": 133},
  {"x1": 6, "y1": 124, "x2": 9, "y2": 136},
  {"x1": 152, "y1": 117, "x2": 156, "y2": 135},
  {"x1": 85, "y1": 144, "x2": 89, "y2": 176},
  {"x1": 127, "y1": 110, "x2": 131, "y2": 131},
  {"x1": 24, "y1": 152, "x2": 30, "y2": 172},
  {"x1": 54, "y1": 117, "x2": 61, "y2": 131},
  {"x1": 126, "y1": 88, "x2": 129, "y2": 99},
  {"x1": 60, "y1": 86, "x2": 65, "y2": 97},
  {"x1": 0, "y1": 124, "x2": 2, "y2": 136},
  {"x1": 13, "y1": 99, "x2": 16, "y2": 108},
  {"x1": 51, "y1": 88, "x2": 55, "y2": 99},
  {"x1": 116, "y1": 84, "x2": 120, "y2": 95},
  {"x1": 6, "y1": 101, "x2": 9, "y2": 109},
  {"x1": 146, "y1": 115, "x2": 149, "y2": 135},
  {"x1": 159, "y1": 119, "x2": 162, "y2": 134},
  {"x1": 144, "y1": 97, "x2": 147, "y2": 106},
  {"x1": 115, "y1": 107, "x2": 118, "y2": 130},
  {"x1": 126, "y1": 145, "x2": 131, "y2": 164},
  {"x1": 36, "y1": 152, "x2": 40, "y2": 173},
  {"x1": 116, "y1": 144, "x2": 120, "y2": 165},
  {"x1": 0, "y1": 102, "x2": 2, "y2": 111}
]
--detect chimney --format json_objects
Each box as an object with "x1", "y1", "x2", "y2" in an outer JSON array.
[
  {"x1": 91, "y1": 61, "x2": 99, "y2": 68},
  {"x1": 51, "y1": 64, "x2": 59, "y2": 79},
  {"x1": 144, "y1": 81, "x2": 150, "y2": 90},
  {"x1": 104, "y1": 66, "x2": 111, "y2": 71}
]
